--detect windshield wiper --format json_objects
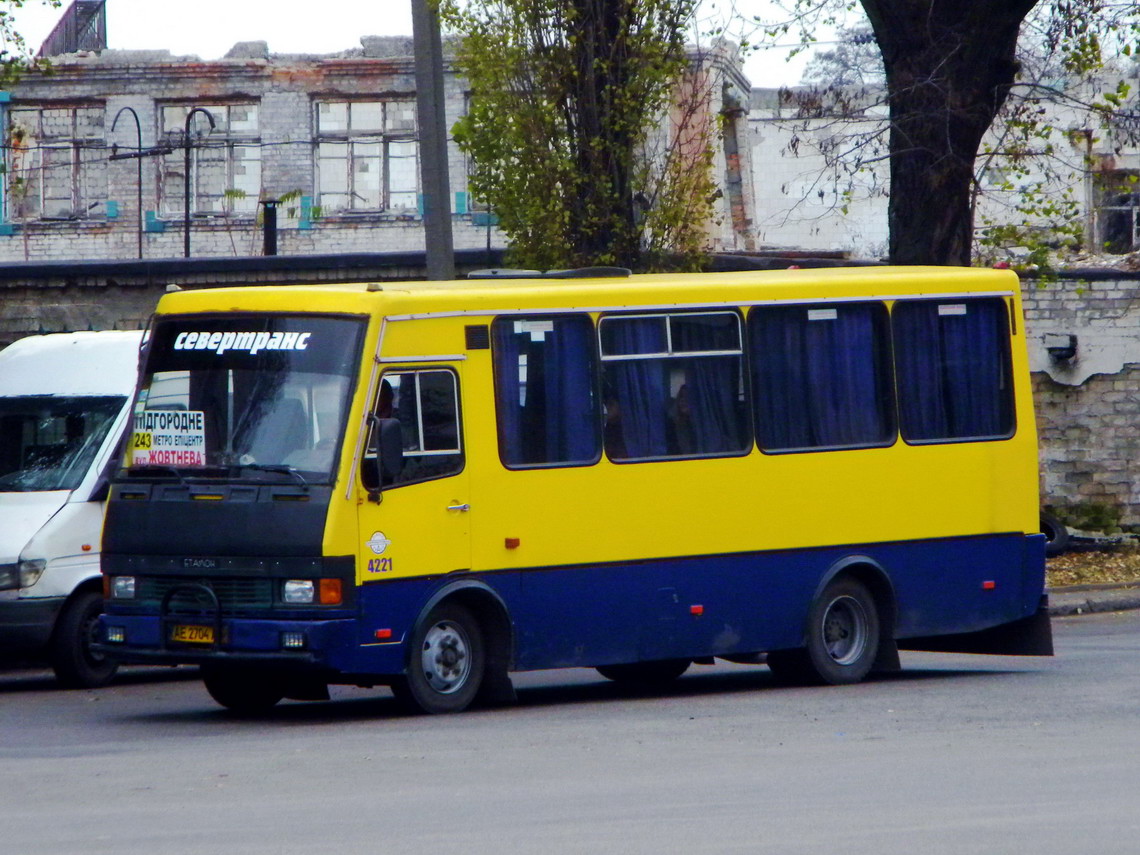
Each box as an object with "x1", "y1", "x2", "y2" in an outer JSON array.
[{"x1": 232, "y1": 463, "x2": 309, "y2": 489}]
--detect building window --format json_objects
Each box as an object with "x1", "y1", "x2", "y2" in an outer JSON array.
[
  {"x1": 315, "y1": 100, "x2": 418, "y2": 213},
  {"x1": 6, "y1": 105, "x2": 106, "y2": 220},
  {"x1": 159, "y1": 104, "x2": 261, "y2": 218},
  {"x1": 1095, "y1": 170, "x2": 1139, "y2": 254},
  {"x1": 599, "y1": 311, "x2": 749, "y2": 460}
]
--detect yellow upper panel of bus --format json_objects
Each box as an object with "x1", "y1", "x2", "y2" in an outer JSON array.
[{"x1": 154, "y1": 267, "x2": 1023, "y2": 317}]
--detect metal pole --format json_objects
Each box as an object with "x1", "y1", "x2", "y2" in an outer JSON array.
[
  {"x1": 262, "y1": 199, "x2": 278, "y2": 256},
  {"x1": 183, "y1": 107, "x2": 216, "y2": 258},
  {"x1": 111, "y1": 106, "x2": 143, "y2": 259},
  {"x1": 411, "y1": 0, "x2": 455, "y2": 280}
]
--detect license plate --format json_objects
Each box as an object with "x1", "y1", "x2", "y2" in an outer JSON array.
[{"x1": 171, "y1": 624, "x2": 214, "y2": 644}]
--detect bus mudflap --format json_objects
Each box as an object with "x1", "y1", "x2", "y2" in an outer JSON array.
[{"x1": 898, "y1": 597, "x2": 1054, "y2": 657}]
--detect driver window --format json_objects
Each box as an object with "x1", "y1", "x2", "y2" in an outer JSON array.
[{"x1": 362, "y1": 368, "x2": 463, "y2": 489}]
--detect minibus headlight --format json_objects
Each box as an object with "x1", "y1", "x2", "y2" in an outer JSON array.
[
  {"x1": 18, "y1": 559, "x2": 46, "y2": 589},
  {"x1": 110, "y1": 576, "x2": 136, "y2": 599},
  {"x1": 283, "y1": 579, "x2": 315, "y2": 604},
  {"x1": 0, "y1": 563, "x2": 17, "y2": 591}
]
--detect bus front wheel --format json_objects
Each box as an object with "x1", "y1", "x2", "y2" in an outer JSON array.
[
  {"x1": 768, "y1": 577, "x2": 880, "y2": 686},
  {"x1": 393, "y1": 602, "x2": 485, "y2": 714}
]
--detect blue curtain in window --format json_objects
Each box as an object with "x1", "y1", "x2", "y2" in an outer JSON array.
[
  {"x1": 672, "y1": 322, "x2": 744, "y2": 454},
  {"x1": 606, "y1": 318, "x2": 669, "y2": 458},
  {"x1": 492, "y1": 317, "x2": 598, "y2": 466},
  {"x1": 894, "y1": 300, "x2": 1011, "y2": 441},
  {"x1": 544, "y1": 318, "x2": 599, "y2": 462},
  {"x1": 751, "y1": 304, "x2": 889, "y2": 450}
]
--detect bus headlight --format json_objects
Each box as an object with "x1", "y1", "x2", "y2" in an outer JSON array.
[
  {"x1": 110, "y1": 576, "x2": 136, "y2": 599},
  {"x1": 283, "y1": 579, "x2": 315, "y2": 604}
]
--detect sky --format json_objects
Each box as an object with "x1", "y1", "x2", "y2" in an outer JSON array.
[{"x1": 9, "y1": 0, "x2": 822, "y2": 86}]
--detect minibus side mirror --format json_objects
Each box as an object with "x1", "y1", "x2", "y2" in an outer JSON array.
[
  {"x1": 366, "y1": 416, "x2": 404, "y2": 502},
  {"x1": 378, "y1": 418, "x2": 404, "y2": 483}
]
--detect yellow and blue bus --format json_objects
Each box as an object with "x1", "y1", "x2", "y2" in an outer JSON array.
[{"x1": 97, "y1": 266, "x2": 1052, "y2": 713}]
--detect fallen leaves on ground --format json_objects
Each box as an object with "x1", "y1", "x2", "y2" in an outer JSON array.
[{"x1": 1047, "y1": 548, "x2": 1140, "y2": 588}]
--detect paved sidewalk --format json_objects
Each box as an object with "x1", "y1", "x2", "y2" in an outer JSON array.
[{"x1": 1048, "y1": 584, "x2": 1140, "y2": 616}]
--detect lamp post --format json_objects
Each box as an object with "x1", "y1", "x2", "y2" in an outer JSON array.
[
  {"x1": 110, "y1": 106, "x2": 143, "y2": 259},
  {"x1": 182, "y1": 107, "x2": 215, "y2": 258},
  {"x1": 411, "y1": 0, "x2": 455, "y2": 280}
]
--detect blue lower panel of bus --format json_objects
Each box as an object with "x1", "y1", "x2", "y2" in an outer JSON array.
[
  {"x1": 352, "y1": 532, "x2": 1046, "y2": 673},
  {"x1": 102, "y1": 533, "x2": 1046, "y2": 676}
]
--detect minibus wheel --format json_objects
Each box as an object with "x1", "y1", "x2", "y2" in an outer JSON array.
[
  {"x1": 202, "y1": 666, "x2": 285, "y2": 713},
  {"x1": 596, "y1": 659, "x2": 690, "y2": 685},
  {"x1": 768, "y1": 577, "x2": 879, "y2": 686},
  {"x1": 392, "y1": 602, "x2": 485, "y2": 714},
  {"x1": 52, "y1": 589, "x2": 119, "y2": 689}
]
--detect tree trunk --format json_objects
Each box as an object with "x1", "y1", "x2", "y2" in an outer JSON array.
[{"x1": 861, "y1": 0, "x2": 1039, "y2": 265}]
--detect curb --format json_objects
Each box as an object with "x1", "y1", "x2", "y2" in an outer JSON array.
[{"x1": 1047, "y1": 585, "x2": 1140, "y2": 616}]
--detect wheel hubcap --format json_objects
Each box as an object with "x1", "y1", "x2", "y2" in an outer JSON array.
[
  {"x1": 420, "y1": 620, "x2": 470, "y2": 694},
  {"x1": 822, "y1": 596, "x2": 869, "y2": 666}
]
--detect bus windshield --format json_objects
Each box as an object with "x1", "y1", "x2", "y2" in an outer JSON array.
[
  {"x1": 0, "y1": 396, "x2": 125, "y2": 492},
  {"x1": 126, "y1": 315, "x2": 365, "y2": 482}
]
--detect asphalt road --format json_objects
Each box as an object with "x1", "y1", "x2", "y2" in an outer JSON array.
[{"x1": 3, "y1": 610, "x2": 1139, "y2": 855}]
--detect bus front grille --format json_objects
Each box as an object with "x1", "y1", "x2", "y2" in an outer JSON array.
[{"x1": 138, "y1": 577, "x2": 274, "y2": 611}]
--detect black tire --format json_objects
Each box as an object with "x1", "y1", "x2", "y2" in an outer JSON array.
[
  {"x1": 202, "y1": 666, "x2": 285, "y2": 713},
  {"x1": 596, "y1": 659, "x2": 691, "y2": 686},
  {"x1": 392, "y1": 602, "x2": 485, "y2": 714},
  {"x1": 1040, "y1": 512, "x2": 1069, "y2": 556},
  {"x1": 51, "y1": 589, "x2": 119, "y2": 689},
  {"x1": 769, "y1": 577, "x2": 880, "y2": 686}
]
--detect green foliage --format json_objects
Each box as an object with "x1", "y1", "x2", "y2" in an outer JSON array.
[
  {"x1": 0, "y1": 1, "x2": 61, "y2": 87},
  {"x1": 441, "y1": 0, "x2": 715, "y2": 271}
]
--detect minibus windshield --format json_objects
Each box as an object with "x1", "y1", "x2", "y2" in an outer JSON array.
[
  {"x1": 126, "y1": 315, "x2": 365, "y2": 483},
  {"x1": 0, "y1": 396, "x2": 125, "y2": 492}
]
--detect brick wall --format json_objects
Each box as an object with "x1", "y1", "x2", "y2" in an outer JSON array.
[{"x1": 1023, "y1": 272, "x2": 1140, "y2": 532}]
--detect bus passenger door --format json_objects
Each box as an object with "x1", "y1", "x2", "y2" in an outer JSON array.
[{"x1": 357, "y1": 367, "x2": 470, "y2": 608}]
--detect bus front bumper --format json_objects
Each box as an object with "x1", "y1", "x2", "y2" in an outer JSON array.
[{"x1": 93, "y1": 613, "x2": 365, "y2": 672}]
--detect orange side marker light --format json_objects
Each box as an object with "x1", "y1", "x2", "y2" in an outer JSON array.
[{"x1": 319, "y1": 578, "x2": 343, "y2": 605}]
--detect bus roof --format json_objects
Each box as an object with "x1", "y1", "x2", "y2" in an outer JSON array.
[{"x1": 153, "y1": 266, "x2": 1023, "y2": 319}]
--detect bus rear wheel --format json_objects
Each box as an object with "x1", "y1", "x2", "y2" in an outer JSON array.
[
  {"x1": 392, "y1": 602, "x2": 485, "y2": 714},
  {"x1": 202, "y1": 666, "x2": 285, "y2": 714},
  {"x1": 768, "y1": 577, "x2": 880, "y2": 686},
  {"x1": 596, "y1": 659, "x2": 691, "y2": 686}
]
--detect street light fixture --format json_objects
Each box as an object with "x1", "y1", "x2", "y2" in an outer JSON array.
[
  {"x1": 182, "y1": 107, "x2": 216, "y2": 258},
  {"x1": 110, "y1": 106, "x2": 143, "y2": 259}
]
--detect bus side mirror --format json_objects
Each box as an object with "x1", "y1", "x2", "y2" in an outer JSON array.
[{"x1": 378, "y1": 418, "x2": 404, "y2": 483}]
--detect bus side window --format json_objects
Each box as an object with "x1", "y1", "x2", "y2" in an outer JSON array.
[
  {"x1": 749, "y1": 302, "x2": 895, "y2": 453},
  {"x1": 491, "y1": 314, "x2": 600, "y2": 468},
  {"x1": 599, "y1": 311, "x2": 749, "y2": 461},
  {"x1": 362, "y1": 369, "x2": 464, "y2": 490},
  {"x1": 893, "y1": 298, "x2": 1015, "y2": 443}
]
